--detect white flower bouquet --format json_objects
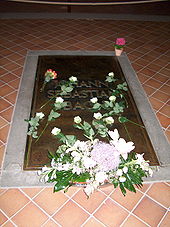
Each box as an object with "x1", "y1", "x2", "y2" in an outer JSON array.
[{"x1": 27, "y1": 70, "x2": 153, "y2": 197}]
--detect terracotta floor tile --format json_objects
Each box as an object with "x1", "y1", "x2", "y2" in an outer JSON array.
[
  {"x1": 147, "y1": 63, "x2": 163, "y2": 72},
  {"x1": 159, "y1": 104, "x2": 170, "y2": 116},
  {"x1": 3, "y1": 62, "x2": 20, "y2": 72},
  {"x1": 72, "y1": 189, "x2": 106, "y2": 213},
  {"x1": 0, "y1": 85, "x2": 14, "y2": 97},
  {"x1": 159, "y1": 68, "x2": 169, "y2": 76},
  {"x1": 152, "y1": 73, "x2": 169, "y2": 83},
  {"x1": 94, "y1": 198, "x2": 128, "y2": 227},
  {"x1": 2, "y1": 221, "x2": 15, "y2": 227},
  {"x1": 139, "y1": 68, "x2": 155, "y2": 77},
  {"x1": 147, "y1": 182, "x2": 170, "y2": 208},
  {"x1": 152, "y1": 90, "x2": 170, "y2": 103},
  {"x1": 99, "y1": 184, "x2": 115, "y2": 195},
  {"x1": 146, "y1": 78, "x2": 162, "y2": 89},
  {"x1": 0, "y1": 73, "x2": 18, "y2": 83},
  {"x1": 0, "y1": 210, "x2": 8, "y2": 225},
  {"x1": 4, "y1": 91, "x2": 17, "y2": 105},
  {"x1": 43, "y1": 219, "x2": 60, "y2": 227},
  {"x1": 8, "y1": 78, "x2": 20, "y2": 90},
  {"x1": 33, "y1": 188, "x2": 68, "y2": 215},
  {"x1": 0, "y1": 116, "x2": 8, "y2": 128},
  {"x1": 83, "y1": 217, "x2": 104, "y2": 227},
  {"x1": 0, "y1": 99, "x2": 11, "y2": 112},
  {"x1": 137, "y1": 73, "x2": 149, "y2": 84},
  {"x1": 159, "y1": 211, "x2": 170, "y2": 227},
  {"x1": 0, "y1": 189, "x2": 30, "y2": 217},
  {"x1": 21, "y1": 187, "x2": 44, "y2": 198},
  {"x1": 111, "y1": 188, "x2": 143, "y2": 211},
  {"x1": 159, "y1": 84, "x2": 170, "y2": 95},
  {"x1": 12, "y1": 202, "x2": 48, "y2": 227},
  {"x1": 156, "y1": 112, "x2": 170, "y2": 129},
  {"x1": 0, "y1": 145, "x2": 5, "y2": 168},
  {"x1": 136, "y1": 183, "x2": 151, "y2": 193},
  {"x1": 0, "y1": 80, "x2": 5, "y2": 87},
  {"x1": 122, "y1": 215, "x2": 147, "y2": 227},
  {"x1": 149, "y1": 97, "x2": 164, "y2": 111},
  {"x1": 0, "y1": 124, "x2": 10, "y2": 143},
  {"x1": 142, "y1": 84, "x2": 156, "y2": 97},
  {"x1": 0, "y1": 107, "x2": 14, "y2": 122},
  {"x1": 133, "y1": 196, "x2": 166, "y2": 226},
  {"x1": 165, "y1": 129, "x2": 170, "y2": 142},
  {"x1": 63, "y1": 186, "x2": 80, "y2": 197},
  {"x1": 53, "y1": 200, "x2": 89, "y2": 227}
]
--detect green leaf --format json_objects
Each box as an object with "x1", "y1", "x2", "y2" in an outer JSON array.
[
  {"x1": 119, "y1": 183, "x2": 126, "y2": 196},
  {"x1": 65, "y1": 135, "x2": 77, "y2": 146},
  {"x1": 65, "y1": 86, "x2": 73, "y2": 92},
  {"x1": 118, "y1": 116, "x2": 128, "y2": 123},
  {"x1": 93, "y1": 103, "x2": 101, "y2": 109},
  {"x1": 54, "y1": 171, "x2": 73, "y2": 192},
  {"x1": 48, "y1": 110, "x2": 61, "y2": 121}
]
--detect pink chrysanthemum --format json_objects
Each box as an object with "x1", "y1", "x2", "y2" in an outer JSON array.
[{"x1": 91, "y1": 142, "x2": 120, "y2": 172}]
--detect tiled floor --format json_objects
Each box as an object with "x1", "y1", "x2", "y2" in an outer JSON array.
[{"x1": 0, "y1": 19, "x2": 170, "y2": 226}]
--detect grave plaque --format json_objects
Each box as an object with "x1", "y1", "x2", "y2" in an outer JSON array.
[{"x1": 24, "y1": 55, "x2": 159, "y2": 170}]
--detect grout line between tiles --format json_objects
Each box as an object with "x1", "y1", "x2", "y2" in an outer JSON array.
[{"x1": 157, "y1": 209, "x2": 169, "y2": 227}]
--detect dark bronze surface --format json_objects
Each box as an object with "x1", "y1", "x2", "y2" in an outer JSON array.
[{"x1": 24, "y1": 55, "x2": 159, "y2": 170}]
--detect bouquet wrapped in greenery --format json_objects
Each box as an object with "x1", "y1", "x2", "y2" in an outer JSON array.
[{"x1": 27, "y1": 70, "x2": 153, "y2": 197}]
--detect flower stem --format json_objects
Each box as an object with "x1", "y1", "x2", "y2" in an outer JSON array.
[
  {"x1": 127, "y1": 119, "x2": 145, "y2": 128},
  {"x1": 123, "y1": 123, "x2": 132, "y2": 141},
  {"x1": 35, "y1": 122, "x2": 49, "y2": 143}
]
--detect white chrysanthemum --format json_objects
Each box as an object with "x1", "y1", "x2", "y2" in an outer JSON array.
[
  {"x1": 36, "y1": 112, "x2": 45, "y2": 119},
  {"x1": 74, "y1": 116, "x2": 82, "y2": 124},
  {"x1": 90, "y1": 97, "x2": 98, "y2": 103},
  {"x1": 82, "y1": 157, "x2": 96, "y2": 169},
  {"x1": 108, "y1": 72, "x2": 114, "y2": 77},
  {"x1": 55, "y1": 97, "x2": 64, "y2": 103},
  {"x1": 95, "y1": 172, "x2": 107, "y2": 183},
  {"x1": 104, "y1": 116, "x2": 114, "y2": 124},
  {"x1": 116, "y1": 169, "x2": 123, "y2": 176},
  {"x1": 123, "y1": 166, "x2": 128, "y2": 174},
  {"x1": 51, "y1": 127, "x2": 61, "y2": 135},
  {"x1": 109, "y1": 95, "x2": 116, "y2": 102},
  {"x1": 69, "y1": 76, "x2": 77, "y2": 82},
  {"x1": 94, "y1": 112, "x2": 102, "y2": 120}
]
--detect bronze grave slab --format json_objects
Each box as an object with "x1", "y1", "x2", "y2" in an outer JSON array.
[{"x1": 24, "y1": 55, "x2": 159, "y2": 170}]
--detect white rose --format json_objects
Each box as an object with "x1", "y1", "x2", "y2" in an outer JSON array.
[
  {"x1": 69, "y1": 76, "x2": 77, "y2": 82},
  {"x1": 90, "y1": 97, "x2": 98, "y2": 103},
  {"x1": 94, "y1": 112, "x2": 102, "y2": 120},
  {"x1": 51, "y1": 127, "x2": 61, "y2": 135},
  {"x1": 36, "y1": 112, "x2": 45, "y2": 119},
  {"x1": 116, "y1": 169, "x2": 123, "y2": 176},
  {"x1": 109, "y1": 96, "x2": 116, "y2": 102},
  {"x1": 108, "y1": 72, "x2": 114, "y2": 77},
  {"x1": 55, "y1": 97, "x2": 64, "y2": 103},
  {"x1": 104, "y1": 116, "x2": 114, "y2": 124},
  {"x1": 119, "y1": 176, "x2": 126, "y2": 182},
  {"x1": 74, "y1": 116, "x2": 82, "y2": 124}
]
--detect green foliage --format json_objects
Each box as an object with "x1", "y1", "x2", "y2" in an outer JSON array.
[{"x1": 48, "y1": 110, "x2": 61, "y2": 121}]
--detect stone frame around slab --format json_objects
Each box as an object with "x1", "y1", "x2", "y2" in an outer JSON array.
[{"x1": 1, "y1": 50, "x2": 170, "y2": 187}]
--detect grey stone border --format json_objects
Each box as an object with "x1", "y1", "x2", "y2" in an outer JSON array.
[
  {"x1": 1, "y1": 50, "x2": 170, "y2": 187},
  {"x1": 0, "y1": 13, "x2": 170, "y2": 22}
]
